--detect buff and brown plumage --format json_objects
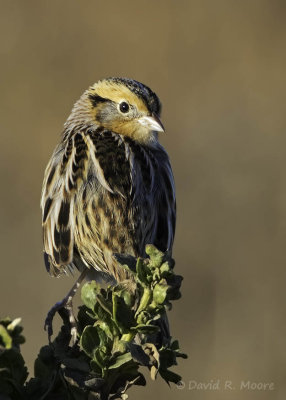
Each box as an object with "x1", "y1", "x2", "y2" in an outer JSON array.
[{"x1": 41, "y1": 77, "x2": 176, "y2": 340}]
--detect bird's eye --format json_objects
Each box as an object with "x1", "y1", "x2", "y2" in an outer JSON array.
[{"x1": 119, "y1": 101, "x2": 129, "y2": 113}]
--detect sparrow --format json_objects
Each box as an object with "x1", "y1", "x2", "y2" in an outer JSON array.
[{"x1": 41, "y1": 77, "x2": 176, "y2": 342}]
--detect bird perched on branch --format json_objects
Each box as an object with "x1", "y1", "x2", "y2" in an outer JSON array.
[{"x1": 41, "y1": 77, "x2": 176, "y2": 342}]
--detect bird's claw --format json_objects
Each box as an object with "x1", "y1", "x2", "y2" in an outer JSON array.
[
  {"x1": 44, "y1": 303, "x2": 60, "y2": 343},
  {"x1": 44, "y1": 298, "x2": 78, "y2": 346}
]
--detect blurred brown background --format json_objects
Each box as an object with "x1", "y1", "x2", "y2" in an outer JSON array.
[{"x1": 0, "y1": 1, "x2": 286, "y2": 399}]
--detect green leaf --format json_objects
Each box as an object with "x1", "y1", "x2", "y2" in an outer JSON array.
[
  {"x1": 96, "y1": 324, "x2": 111, "y2": 350},
  {"x1": 96, "y1": 321, "x2": 113, "y2": 341},
  {"x1": 130, "y1": 324, "x2": 159, "y2": 334},
  {"x1": 136, "y1": 311, "x2": 150, "y2": 325},
  {"x1": 109, "y1": 353, "x2": 133, "y2": 369},
  {"x1": 145, "y1": 244, "x2": 164, "y2": 268},
  {"x1": 159, "y1": 369, "x2": 182, "y2": 384},
  {"x1": 95, "y1": 293, "x2": 113, "y2": 317},
  {"x1": 176, "y1": 352, "x2": 188, "y2": 359},
  {"x1": 80, "y1": 326, "x2": 100, "y2": 358},
  {"x1": 112, "y1": 291, "x2": 135, "y2": 333},
  {"x1": 121, "y1": 289, "x2": 134, "y2": 308},
  {"x1": 136, "y1": 258, "x2": 149, "y2": 286},
  {"x1": 129, "y1": 344, "x2": 151, "y2": 366},
  {"x1": 159, "y1": 262, "x2": 171, "y2": 277},
  {"x1": 153, "y1": 283, "x2": 169, "y2": 305},
  {"x1": 0, "y1": 325, "x2": 12, "y2": 349},
  {"x1": 170, "y1": 340, "x2": 179, "y2": 351},
  {"x1": 33, "y1": 345, "x2": 55, "y2": 379},
  {"x1": 0, "y1": 349, "x2": 28, "y2": 388},
  {"x1": 158, "y1": 348, "x2": 176, "y2": 370},
  {"x1": 94, "y1": 347, "x2": 107, "y2": 368},
  {"x1": 81, "y1": 281, "x2": 99, "y2": 310}
]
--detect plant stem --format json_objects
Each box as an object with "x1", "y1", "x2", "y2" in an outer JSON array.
[
  {"x1": 135, "y1": 288, "x2": 152, "y2": 317},
  {"x1": 121, "y1": 288, "x2": 152, "y2": 342}
]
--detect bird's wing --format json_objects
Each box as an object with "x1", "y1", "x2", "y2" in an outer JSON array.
[
  {"x1": 41, "y1": 129, "x2": 131, "y2": 276},
  {"x1": 41, "y1": 134, "x2": 83, "y2": 276}
]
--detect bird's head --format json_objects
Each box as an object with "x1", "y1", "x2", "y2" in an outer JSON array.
[{"x1": 65, "y1": 78, "x2": 164, "y2": 145}]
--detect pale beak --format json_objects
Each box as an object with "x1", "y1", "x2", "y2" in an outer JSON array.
[{"x1": 138, "y1": 113, "x2": 165, "y2": 132}]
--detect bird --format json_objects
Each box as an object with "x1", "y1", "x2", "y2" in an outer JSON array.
[{"x1": 41, "y1": 77, "x2": 176, "y2": 343}]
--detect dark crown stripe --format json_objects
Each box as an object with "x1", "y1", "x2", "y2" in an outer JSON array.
[
  {"x1": 88, "y1": 94, "x2": 111, "y2": 108},
  {"x1": 106, "y1": 77, "x2": 161, "y2": 115}
]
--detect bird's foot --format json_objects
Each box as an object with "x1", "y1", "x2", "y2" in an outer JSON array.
[{"x1": 44, "y1": 296, "x2": 78, "y2": 346}]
